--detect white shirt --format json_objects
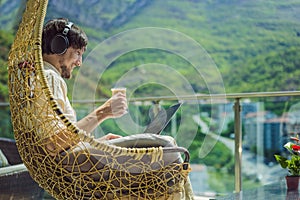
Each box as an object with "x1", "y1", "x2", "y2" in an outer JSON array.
[{"x1": 43, "y1": 61, "x2": 77, "y2": 123}]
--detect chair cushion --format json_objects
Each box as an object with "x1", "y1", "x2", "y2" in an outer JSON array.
[
  {"x1": 106, "y1": 133, "x2": 182, "y2": 166},
  {"x1": 106, "y1": 133, "x2": 177, "y2": 148},
  {"x1": 0, "y1": 150, "x2": 9, "y2": 167}
]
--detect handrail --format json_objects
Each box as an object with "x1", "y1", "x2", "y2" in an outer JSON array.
[
  {"x1": 1, "y1": 91, "x2": 300, "y2": 106},
  {"x1": 0, "y1": 102, "x2": 10, "y2": 107},
  {"x1": 71, "y1": 90, "x2": 300, "y2": 104}
]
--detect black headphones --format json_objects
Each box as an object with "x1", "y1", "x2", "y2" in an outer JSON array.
[{"x1": 50, "y1": 21, "x2": 74, "y2": 55}]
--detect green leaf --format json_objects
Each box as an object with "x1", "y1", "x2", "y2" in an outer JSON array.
[{"x1": 274, "y1": 155, "x2": 288, "y2": 169}]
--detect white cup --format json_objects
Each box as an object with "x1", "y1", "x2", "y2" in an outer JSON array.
[{"x1": 111, "y1": 87, "x2": 126, "y2": 96}]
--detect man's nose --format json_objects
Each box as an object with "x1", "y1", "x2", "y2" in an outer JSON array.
[{"x1": 76, "y1": 57, "x2": 82, "y2": 67}]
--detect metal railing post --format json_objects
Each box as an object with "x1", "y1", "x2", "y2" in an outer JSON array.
[{"x1": 234, "y1": 98, "x2": 242, "y2": 193}]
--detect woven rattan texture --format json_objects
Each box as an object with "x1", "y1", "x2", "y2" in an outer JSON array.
[{"x1": 7, "y1": 0, "x2": 190, "y2": 199}]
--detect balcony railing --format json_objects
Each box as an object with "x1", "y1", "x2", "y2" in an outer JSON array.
[{"x1": 2, "y1": 90, "x2": 300, "y2": 194}]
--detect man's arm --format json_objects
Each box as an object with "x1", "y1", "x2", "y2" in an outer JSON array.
[
  {"x1": 75, "y1": 92, "x2": 127, "y2": 133},
  {"x1": 42, "y1": 92, "x2": 126, "y2": 156},
  {"x1": 44, "y1": 129, "x2": 80, "y2": 156}
]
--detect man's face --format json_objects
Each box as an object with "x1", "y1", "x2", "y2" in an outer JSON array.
[{"x1": 59, "y1": 47, "x2": 85, "y2": 79}]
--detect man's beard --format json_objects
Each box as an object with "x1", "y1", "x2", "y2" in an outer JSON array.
[{"x1": 61, "y1": 65, "x2": 71, "y2": 79}]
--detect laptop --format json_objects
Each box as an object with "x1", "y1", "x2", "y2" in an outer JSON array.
[
  {"x1": 143, "y1": 102, "x2": 182, "y2": 135},
  {"x1": 106, "y1": 102, "x2": 182, "y2": 147}
]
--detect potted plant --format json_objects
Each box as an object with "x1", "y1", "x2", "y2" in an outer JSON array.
[{"x1": 275, "y1": 136, "x2": 300, "y2": 191}]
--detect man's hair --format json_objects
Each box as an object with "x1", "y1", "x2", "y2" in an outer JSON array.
[{"x1": 42, "y1": 18, "x2": 88, "y2": 54}]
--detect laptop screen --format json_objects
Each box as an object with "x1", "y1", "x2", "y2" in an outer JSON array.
[{"x1": 143, "y1": 102, "x2": 182, "y2": 135}]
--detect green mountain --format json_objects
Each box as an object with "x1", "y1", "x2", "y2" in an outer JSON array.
[{"x1": 1, "y1": 0, "x2": 300, "y2": 101}]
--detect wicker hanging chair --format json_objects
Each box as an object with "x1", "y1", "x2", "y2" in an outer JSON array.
[{"x1": 7, "y1": 0, "x2": 192, "y2": 199}]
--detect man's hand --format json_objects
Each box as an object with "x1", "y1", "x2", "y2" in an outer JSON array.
[
  {"x1": 96, "y1": 133, "x2": 122, "y2": 142},
  {"x1": 76, "y1": 92, "x2": 127, "y2": 133},
  {"x1": 96, "y1": 92, "x2": 128, "y2": 120}
]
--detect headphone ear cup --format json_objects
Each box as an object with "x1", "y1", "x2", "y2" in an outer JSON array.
[{"x1": 50, "y1": 34, "x2": 69, "y2": 54}]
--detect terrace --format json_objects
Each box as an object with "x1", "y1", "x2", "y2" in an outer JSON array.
[{"x1": 1, "y1": 1, "x2": 300, "y2": 199}]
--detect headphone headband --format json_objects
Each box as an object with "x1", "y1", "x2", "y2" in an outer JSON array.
[{"x1": 62, "y1": 22, "x2": 73, "y2": 35}]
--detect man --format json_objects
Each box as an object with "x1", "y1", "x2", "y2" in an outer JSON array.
[
  {"x1": 41, "y1": 18, "x2": 194, "y2": 199},
  {"x1": 42, "y1": 18, "x2": 127, "y2": 143}
]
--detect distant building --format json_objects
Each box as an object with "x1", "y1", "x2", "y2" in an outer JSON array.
[
  {"x1": 244, "y1": 110, "x2": 289, "y2": 163},
  {"x1": 264, "y1": 117, "x2": 289, "y2": 163},
  {"x1": 216, "y1": 101, "x2": 300, "y2": 164},
  {"x1": 220, "y1": 101, "x2": 263, "y2": 141},
  {"x1": 243, "y1": 111, "x2": 267, "y2": 153}
]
